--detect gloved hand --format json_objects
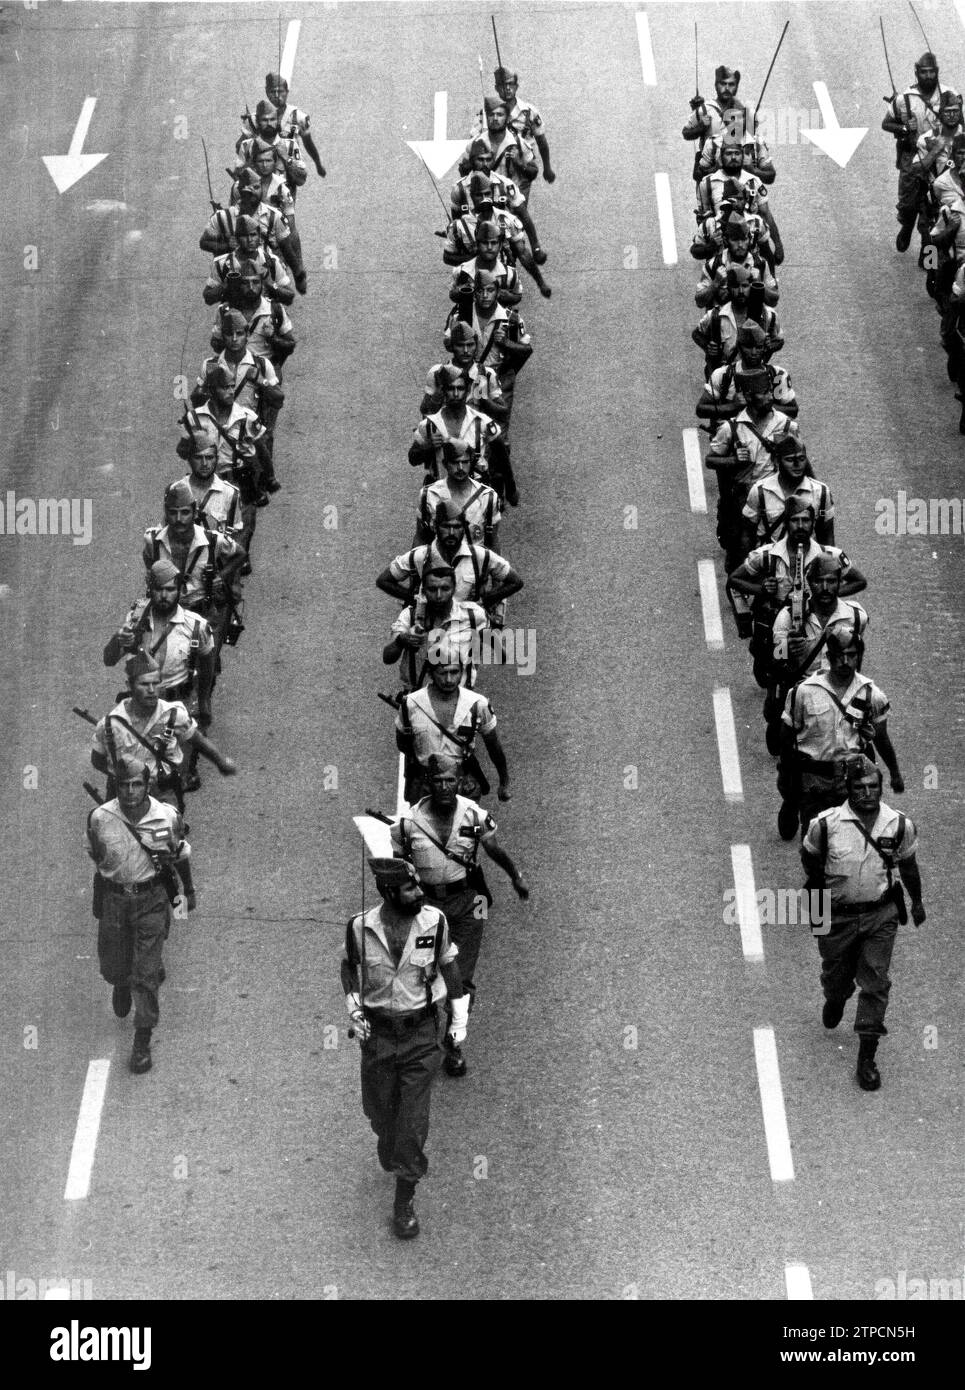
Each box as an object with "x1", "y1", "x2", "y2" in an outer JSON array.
[
  {"x1": 345, "y1": 992, "x2": 371, "y2": 1042},
  {"x1": 448, "y1": 994, "x2": 470, "y2": 1046}
]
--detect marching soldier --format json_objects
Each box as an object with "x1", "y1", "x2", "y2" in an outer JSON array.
[
  {"x1": 802, "y1": 756, "x2": 925, "y2": 1091},
  {"x1": 235, "y1": 100, "x2": 307, "y2": 199},
  {"x1": 382, "y1": 565, "x2": 489, "y2": 693},
  {"x1": 695, "y1": 136, "x2": 784, "y2": 264},
  {"x1": 259, "y1": 72, "x2": 326, "y2": 178},
  {"x1": 450, "y1": 138, "x2": 545, "y2": 261},
  {"x1": 450, "y1": 219, "x2": 523, "y2": 308},
  {"x1": 91, "y1": 653, "x2": 237, "y2": 808},
  {"x1": 697, "y1": 320, "x2": 795, "y2": 423},
  {"x1": 740, "y1": 434, "x2": 834, "y2": 556},
  {"x1": 174, "y1": 420, "x2": 244, "y2": 538},
  {"x1": 394, "y1": 644, "x2": 511, "y2": 803},
  {"x1": 415, "y1": 440, "x2": 502, "y2": 549},
  {"x1": 390, "y1": 753, "x2": 529, "y2": 1077},
  {"x1": 442, "y1": 174, "x2": 551, "y2": 297},
  {"x1": 909, "y1": 89, "x2": 964, "y2": 269},
  {"x1": 491, "y1": 65, "x2": 555, "y2": 202},
  {"x1": 445, "y1": 268, "x2": 534, "y2": 425},
  {"x1": 882, "y1": 51, "x2": 955, "y2": 252},
  {"x1": 682, "y1": 64, "x2": 749, "y2": 179},
  {"x1": 777, "y1": 629, "x2": 902, "y2": 840},
  {"x1": 178, "y1": 369, "x2": 270, "y2": 556},
  {"x1": 202, "y1": 214, "x2": 294, "y2": 307},
  {"x1": 87, "y1": 753, "x2": 193, "y2": 1074},
  {"x1": 408, "y1": 366, "x2": 502, "y2": 483},
  {"x1": 696, "y1": 123, "x2": 775, "y2": 187},
  {"x1": 692, "y1": 268, "x2": 784, "y2": 379},
  {"x1": 210, "y1": 267, "x2": 296, "y2": 377},
  {"x1": 420, "y1": 323, "x2": 508, "y2": 423},
  {"x1": 230, "y1": 136, "x2": 297, "y2": 224},
  {"x1": 376, "y1": 500, "x2": 523, "y2": 612},
  {"x1": 103, "y1": 559, "x2": 216, "y2": 730},
  {"x1": 340, "y1": 856, "x2": 465, "y2": 1238},
  {"x1": 195, "y1": 309, "x2": 285, "y2": 480},
  {"x1": 460, "y1": 97, "x2": 537, "y2": 196},
  {"x1": 695, "y1": 213, "x2": 779, "y2": 309},
  {"x1": 200, "y1": 167, "x2": 306, "y2": 294}
]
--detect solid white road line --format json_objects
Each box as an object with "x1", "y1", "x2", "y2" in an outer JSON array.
[
  {"x1": 635, "y1": 12, "x2": 657, "y2": 86},
  {"x1": 730, "y1": 844, "x2": 764, "y2": 962},
  {"x1": 280, "y1": 20, "x2": 301, "y2": 85},
  {"x1": 63, "y1": 1059, "x2": 110, "y2": 1201},
  {"x1": 956, "y1": 0, "x2": 965, "y2": 35},
  {"x1": 697, "y1": 559, "x2": 724, "y2": 650},
  {"x1": 654, "y1": 173, "x2": 677, "y2": 265},
  {"x1": 785, "y1": 1263, "x2": 814, "y2": 1300},
  {"x1": 682, "y1": 428, "x2": 707, "y2": 513},
  {"x1": 753, "y1": 1028, "x2": 795, "y2": 1182},
  {"x1": 712, "y1": 687, "x2": 744, "y2": 803}
]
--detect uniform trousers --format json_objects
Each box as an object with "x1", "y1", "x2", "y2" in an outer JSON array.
[
  {"x1": 818, "y1": 902, "x2": 899, "y2": 1037},
  {"x1": 96, "y1": 883, "x2": 170, "y2": 1030},
  {"x1": 360, "y1": 1012, "x2": 444, "y2": 1184},
  {"x1": 422, "y1": 885, "x2": 486, "y2": 1005}
]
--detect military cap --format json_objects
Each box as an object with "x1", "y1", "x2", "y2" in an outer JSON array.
[
  {"x1": 772, "y1": 432, "x2": 806, "y2": 462},
  {"x1": 115, "y1": 753, "x2": 150, "y2": 783},
  {"x1": 845, "y1": 754, "x2": 882, "y2": 789},
  {"x1": 204, "y1": 360, "x2": 234, "y2": 390},
  {"x1": 784, "y1": 495, "x2": 815, "y2": 520},
  {"x1": 721, "y1": 177, "x2": 749, "y2": 204},
  {"x1": 805, "y1": 552, "x2": 844, "y2": 580},
  {"x1": 442, "y1": 439, "x2": 473, "y2": 463},
  {"x1": 254, "y1": 98, "x2": 279, "y2": 123},
  {"x1": 468, "y1": 137, "x2": 491, "y2": 159},
  {"x1": 449, "y1": 320, "x2": 478, "y2": 346},
  {"x1": 235, "y1": 214, "x2": 261, "y2": 239},
  {"x1": 235, "y1": 257, "x2": 262, "y2": 281},
  {"x1": 827, "y1": 623, "x2": 861, "y2": 654},
  {"x1": 940, "y1": 90, "x2": 963, "y2": 109},
  {"x1": 368, "y1": 856, "x2": 419, "y2": 885},
  {"x1": 475, "y1": 218, "x2": 500, "y2": 242},
  {"x1": 720, "y1": 133, "x2": 744, "y2": 152},
  {"x1": 915, "y1": 51, "x2": 938, "y2": 69},
  {"x1": 434, "y1": 499, "x2": 464, "y2": 526},
  {"x1": 426, "y1": 752, "x2": 462, "y2": 777},
  {"x1": 474, "y1": 267, "x2": 498, "y2": 291},
  {"x1": 484, "y1": 96, "x2": 507, "y2": 116},
  {"x1": 736, "y1": 321, "x2": 767, "y2": 347},
  {"x1": 494, "y1": 66, "x2": 518, "y2": 84},
  {"x1": 715, "y1": 65, "x2": 741, "y2": 84},
  {"x1": 148, "y1": 558, "x2": 181, "y2": 588},
  {"x1": 250, "y1": 136, "x2": 275, "y2": 159},
  {"x1": 219, "y1": 306, "x2": 247, "y2": 334},
  {"x1": 164, "y1": 479, "x2": 197, "y2": 510},
  {"x1": 468, "y1": 170, "x2": 493, "y2": 201},
  {"x1": 236, "y1": 167, "x2": 261, "y2": 194},
  {"x1": 126, "y1": 651, "x2": 161, "y2": 681},
  {"x1": 734, "y1": 367, "x2": 770, "y2": 393},
  {"x1": 186, "y1": 420, "x2": 220, "y2": 453},
  {"x1": 723, "y1": 212, "x2": 749, "y2": 239},
  {"x1": 265, "y1": 71, "x2": 287, "y2": 88},
  {"x1": 726, "y1": 265, "x2": 752, "y2": 289},
  {"x1": 438, "y1": 364, "x2": 468, "y2": 393}
]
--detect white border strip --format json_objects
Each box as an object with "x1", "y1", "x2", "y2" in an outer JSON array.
[
  {"x1": 63, "y1": 1059, "x2": 110, "y2": 1201},
  {"x1": 785, "y1": 1263, "x2": 814, "y2": 1299},
  {"x1": 682, "y1": 428, "x2": 707, "y2": 513},
  {"x1": 730, "y1": 844, "x2": 764, "y2": 961},
  {"x1": 697, "y1": 559, "x2": 724, "y2": 650},
  {"x1": 753, "y1": 1028, "x2": 795, "y2": 1182},
  {"x1": 654, "y1": 173, "x2": 677, "y2": 265},
  {"x1": 712, "y1": 687, "x2": 744, "y2": 803},
  {"x1": 635, "y1": 12, "x2": 657, "y2": 86}
]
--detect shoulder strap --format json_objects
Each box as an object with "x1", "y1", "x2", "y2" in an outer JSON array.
[
  {"x1": 406, "y1": 807, "x2": 478, "y2": 866},
  {"x1": 105, "y1": 711, "x2": 176, "y2": 771}
]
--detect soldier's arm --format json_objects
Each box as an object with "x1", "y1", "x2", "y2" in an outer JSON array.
[
  {"x1": 897, "y1": 852, "x2": 923, "y2": 914},
  {"x1": 479, "y1": 831, "x2": 529, "y2": 898},
  {"x1": 838, "y1": 562, "x2": 867, "y2": 596},
  {"x1": 535, "y1": 132, "x2": 554, "y2": 180},
  {"x1": 91, "y1": 749, "x2": 111, "y2": 776},
  {"x1": 184, "y1": 727, "x2": 237, "y2": 775},
  {"x1": 481, "y1": 727, "x2": 510, "y2": 798},
  {"x1": 301, "y1": 129, "x2": 326, "y2": 177},
  {"x1": 375, "y1": 561, "x2": 415, "y2": 604},
  {"x1": 871, "y1": 720, "x2": 902, "y2": 790},
  {"x1": 484, "y1": 559, "x2": 524, "y2": 606},
  {"x1": 727, "y1": 557, "x2": 765, "y2": 597}
]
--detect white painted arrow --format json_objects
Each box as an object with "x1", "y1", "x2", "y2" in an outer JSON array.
[
  {"x1": 801, "y1": 82, "x2": 867, "y2": 169},
  {"x1": 42, "y1": 97, "x2": 109, "y2": 193},
  {"x1": 405, "y1": 91, "x2": 466, "y2": 180}
]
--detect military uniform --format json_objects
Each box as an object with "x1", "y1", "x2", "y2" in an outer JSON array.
[
  {"x1": 92, "y1": 697, "x2": 196, "y2": 806},
  {"x1": 111, "y1": 600, "x2": 214, "y2": 711},
  {"x1": 390, "y1": 598, "x2": 488, "y2": 692},
  {"x1": 203, "y1": 247, "x2": 293, "y2": 306},
  {"x1": 387, "y1": 538, "x2": 513, "y2": 606},
  {"x1": 418, "y1": 478, "x2": 501, "y2": 548},
  {"x1": 396, "y1": 686, "x2": 498, "y2": 801},
  {"x1": 410, "y1": 403, "x2": 502, "y2": 482},
  {"x1": 781, "y1": 671, "x2": 890, "y2": 832},
  {"x1": 172, "y1": 470, "x2": 243, "y2": 539}
]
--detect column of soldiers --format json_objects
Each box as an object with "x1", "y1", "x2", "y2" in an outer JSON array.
[
  {"x1": 686, "y1": 61, "x2": 926, "y2": 1096},
  {"x1": 342, "y1": 58, "x2": 550, "y2": 1239},
  {"x1": 882, "y1": 47, "x2": 965, "y2": 431},
  {"x1": 83, "y1": 70, "x2": 326, "y2": 1079}
]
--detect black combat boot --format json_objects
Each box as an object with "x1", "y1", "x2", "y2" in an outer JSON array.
[
  {"x1": 895, "y1": 220, "x2": 915, "y2": 253},
  {"x1": 856, "y1": 1036, "x2": 881, "y2": 1091},
  {"x1": 130, "y1": 1028, "x2": 153, "y2": 1075},
  {"x1": 393, "y1": 1178, "x2": 419, "y2": 1239}
]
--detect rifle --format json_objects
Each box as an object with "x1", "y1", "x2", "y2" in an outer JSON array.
[
  {"x1": 789, "y1": 543, "x2": 805, "y2": 634},
  {"x1": 413, "y1": 149, "x2": 452, "y2": 236},
  {"x1": 753, "y1": 20, "x2": 790, "y2": 134},
  {"x1": 491, "y1": 15, "x2": 503, "y2": 74},
  {"x1": 201, "y1": 137, "x2": 221, "y2": 212},
  {"x1": 880, "y1": 16, "x2": 899, "y2": 105},
  {"x1": 363, "y1": 808, "x2": 396, "y2": 826}
]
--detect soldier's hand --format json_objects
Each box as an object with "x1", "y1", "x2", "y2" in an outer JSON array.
[
  {"x1": 689, "y1": 94, "x2": 705, "y2": 111},
  {"x1": 735, "y1": 445, "x2": 751, "y2": 463},
  {"x1": 399, "y1": 630, "x2": 424, "y2": 650},
  {"x1": 315, "y1": 161, "x2": 327, "y2": 178},
  {"x1": 911, "y1": 900, "x2": 926, "y2": 927},
  {"x1": 345, "y1": 992, "x2": 371, "y2": 1042},
  {"x1": 186, "y1": 890, "x2": 197, "y2": 912},
  {"x1": 511, "y1": 873, "x2": 529, "y2": 901},
  {"x1": 890, "y1": 772, "x2": 905, "y2": 794},
  {"x1": 497, "y1": 780, "x2": 512, "y2": 802},
  {"x1": 762, "y1": 575, "x2": 779, "y2": 596},
  {"x1": 448, "y1": 994, "x2": 469, "y2": 1046},
  {"x1": 218, "y1": 757, "x2": 238, "y2": 777},
  {"x1": 539, "y1": 283, "x2": 552, "y2": 298},
  {"x1": 787, "y1": 635, "x2": 809, "y2": 661},
  {"x1": 542, "y1": 167, "x2": 556, "y2": 184},
  {"x1": 117, "y1": 623, "x2": 138, "y2": 651},
  {"x1": 904, "y1": 116, "x2": 919, "y2": 136}
]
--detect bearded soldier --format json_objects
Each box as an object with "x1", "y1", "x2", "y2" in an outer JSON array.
[{"x1": 882, "y1": 51, "x2": 956, "y2": 253}]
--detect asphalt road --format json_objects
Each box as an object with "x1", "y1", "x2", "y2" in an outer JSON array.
[{"x1": 0, "y1": 0, "x2": 961, "y2": 1304}]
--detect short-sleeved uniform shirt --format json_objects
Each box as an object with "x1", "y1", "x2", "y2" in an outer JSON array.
[
  {"x1": 397, "y1": 686, "x2": 497, "y2": 767},
  {"x1": 803, "y1": 802, "x2": 918, "y2": 908},
  {"x1": 142, "y1": 523, "x2": 242, "y2": 611},
  {"x1": 742, "y1": 474, "x2": 834, "y2": 543},
  {"x1": 119, "y1": 603, "x2": 215, "y2": 693},
  {"x1": 388, "y1": 538, "x2": 511, "y2": 604},
  {"x1": 204, "y1": 247, "x2": 292, "y2": 301},
  {"x1": 391, "y1": 795, "x2": 497, "y2": 887},
  {"x1": 391, "y1": 600, "x2": 488, "y2": 690},
  {"x1": 196, "y1": 349, "x2": 279, "y2": 418},
  {"x1": 203, "y1": 201, "x2": 291, "y2": 251},
  {"x1": 707, "y1": 360, "x2": 794, "y2": 411},
  {"x1": 174, "y1": 473, "x2": 243, "y2": 539},
  {"x1": 342, "y1": 903, "x2": 457, "y2": 1013},
  {"x1": 93, "y1": 697, "x2": 196, "y2": 781},
  {"x1": 235, "y1": 134, "x2": 306, "y2": 188},
  {"x1": 771, "y1": 598, "x2": 868, "y2": 673},
  {"x1": 413, "y1": 405, "x2": 502, "y2": 478},
  {"x1": 782, "y1": 671, "x2": 890, "y2": 762},
  {"x1": 741, "y1": 538, "x2": 849, "y2": 606},
  {"x1": 420, "y1": 479, "x2": 501, "y2": 545},
  {"x1": 451, "y1": 169, "x2": 526, "y2": 215},
  {"x1": 423, "y1": 359, "x2": 504, "y2": 415},
  {"x1": 708, "y1": 407, "x2": 791, "y2": 490},
  {"x1": 87, "y1": 796, "x2": 189, "y2": 886},
  {"x1": 180, "y1": 401, "x2": 264, "y2": 477}
]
